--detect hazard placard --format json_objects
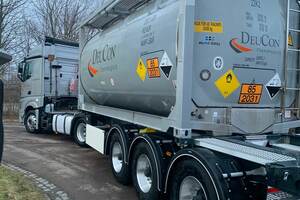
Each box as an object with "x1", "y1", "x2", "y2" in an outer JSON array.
[
  {"x1": 288, "y1": 33, "x2": 293, "y2": 46},
  {"x1": 239, "y1": 84, "x2": 263, "y2": 104},
  {"x1": 147, "y1": 57, "x2": 160, "y2": 78},
  {"x1": 266, "y1": 73, "x2": 281, "y2": 99},
  {"x1": 194, "y1": 20, "x2": 223, "y2": 33},
  {"x1": 160, "y1": 52, "x2": 173, "y2": 79},
  {"x1": 215, "y1": 70, "x2": 240, "y2": 98},
  {"x1": 136, "y1": 58, "x2": 147, "y2": 81}
]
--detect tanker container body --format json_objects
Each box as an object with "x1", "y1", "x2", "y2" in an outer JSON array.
[
  {"x1": 78, "y1": 0, "x2": 300, "y2": 199},
  {"x1": 80, "y1": 0, "x2": 299, "y2": 135}
]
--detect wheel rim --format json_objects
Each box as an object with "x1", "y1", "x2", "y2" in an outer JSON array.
[
  {"x1": 27, "y1": 114, "x2": 37, "y2": 132},
  {"x1": 136, "y1": 154, "x2": 153, "y2": 193},
  {"x1": 179, "y1": 176, "x2": 208, "y2": 200},
  {"x1": 112, "y1": 141, "x2": 123, "y2": 173},
  {"x1": 76, "y1": 123, "x2": 86, "y2": 143}
]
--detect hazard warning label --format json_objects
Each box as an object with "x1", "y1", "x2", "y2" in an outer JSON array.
[
  {"x1": 265, "y1": 73, "x2": 281, "y2": 99},
  {"x1": 136, "y1": 58, "x2": 147, "y2": 81},
  {"x1": 289, "y1": 33, "x2": 293, "y2": 46},
  {"x1": 147, "y1": 57, "x2": 160, "y2": 78},
  {"x1": 194, "y1": 20, "x2": 223, "y2": 33},
  {"x1": 215, "y1": 70, "x2": 240, "y2": 98},
  {"x1": 160, "y1": 52, "x2": 173, "y2": 79}
]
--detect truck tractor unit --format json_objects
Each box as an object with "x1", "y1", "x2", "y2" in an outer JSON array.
[
  {"x1": 18, "y1": 0, "x2": 300, "y2": 199},
  {"x1": 18, "y1": 37, "x2": 80, "y2": 137}
]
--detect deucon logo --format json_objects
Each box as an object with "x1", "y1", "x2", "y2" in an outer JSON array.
[
  {"x1": 88, "y1": 62, "x2": 98, "y2": 77},
  {"x1": 230, "y1": 32, "x2": 280, "y2": 53},
  {"x1": 230, "y1": 38, "x2": 252, "y2": 53}
]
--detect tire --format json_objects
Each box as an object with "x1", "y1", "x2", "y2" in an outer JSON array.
[
  {"x1": 131, "y1": 142, "x2": 160, "y2": 200},
  {"x1": 109, "y1": 133, "x2": 130, "y2": 185},
  {"x1": 168, "y1": 151, "x2": 268, "y2": 200},
  {"x1": 24, "y1": 110, "x2": 38, "y2": 134},
  {"x1": 73, "y1": 118, "x2": 87, "y2": 147},
  {"x1": 169, "y1": 159, "x2": 226, "y2": 200}
]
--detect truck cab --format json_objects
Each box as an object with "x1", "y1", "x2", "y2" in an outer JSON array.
[{"x1": 18, "y1": 37, "x2": 79, "y2": 133}]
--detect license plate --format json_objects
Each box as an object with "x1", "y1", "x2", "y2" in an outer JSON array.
[{"x1": 239, "y1": 84, "x2": 263, "y2": 104}]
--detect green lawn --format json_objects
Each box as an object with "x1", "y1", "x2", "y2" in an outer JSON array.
[{"x1": 0, "y1": 166, "x2": 46, "y2": 200}]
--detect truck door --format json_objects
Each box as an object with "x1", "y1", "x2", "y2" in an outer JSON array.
[{"x1": 20, "y1": 58, "x2": 43, "y2": 99}]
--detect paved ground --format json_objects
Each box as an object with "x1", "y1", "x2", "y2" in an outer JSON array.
[
  {"x1": 2, "y1": 122, "x2": 137, "y2": 200},
  {"x1": 2, "y1": 121, "x2": 299, "y2": 200}
]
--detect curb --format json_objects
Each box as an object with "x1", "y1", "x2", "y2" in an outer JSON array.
[{"x1": 2, "y1": 162, "x2": 72, "y2": 200}]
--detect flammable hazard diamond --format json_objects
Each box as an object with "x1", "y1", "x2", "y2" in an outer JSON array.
[
  {"x1": 215, "y1": 69, "x2": 240, "y2": 98},
  {"x1": 136, "y1": 58, "x2": 147, "y2": 81}
]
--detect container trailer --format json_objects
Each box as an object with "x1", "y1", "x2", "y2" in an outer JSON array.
[{"x1": 18, "y1": 0, "x2": 300, "y2": 199}]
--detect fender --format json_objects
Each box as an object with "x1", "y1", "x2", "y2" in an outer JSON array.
[
  {"x1": 25, "y1": 101, "x2": 39, "y2": 110},
  {"x1": 164, "y1": 148, "x2": 221, "y2": 200},
  {"x1": 128, "y1": 135, "x2": 164, "y2": 192},
  {"x1": 104, "y1": 125, "x2": 130, "y2": 164},
  {"x1": 24, "y1": 102, "x2": 41, "y2": 130},
  {"x1": 70, "y1": 112, "x2": 87, "y2": 136}
]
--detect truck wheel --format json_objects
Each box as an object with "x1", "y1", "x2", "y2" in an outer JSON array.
[
  {"x1": 169, "y1": 159, "x2": 224, "y2": 200},
  {"x1": 24, "y1": 110, "x2": 38, "y2": 134},
  {"x1": 73, "y1": 119, "x2": 87, "y2": 147},
  {"x1": 131, "y1": 142, "x2": 160, "y2": 200},
  {"x1": 109, "y1": 133, "x2": 130, "y2": 185}
]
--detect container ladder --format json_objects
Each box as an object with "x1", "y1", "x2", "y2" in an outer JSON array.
[{"x1": 281, "y1": 0, "x2": 300, "y2": 120}]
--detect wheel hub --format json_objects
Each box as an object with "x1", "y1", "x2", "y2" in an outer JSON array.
[
  {"x1": 136, "y1": 154, "x2": 153, "y2": 193},
  {"x1": 179, "y1": 176, "x2": 207, "y2": 200},
  {"x1": 112, "y1": 142, "x2": 123, "y2": 173},
  {"x1": 76, "y1": 123, "x2": 86, "y2": 143},
  {"x1": 27, "y1": 114, "x2": 37, "y2": 132}
]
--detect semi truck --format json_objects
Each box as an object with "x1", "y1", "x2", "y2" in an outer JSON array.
[
  {"x1": 17, "y1": 37, "x2": 86, "y2": 144},
  {"x1": 18, "y1": 0, "x2": 300, "y2": 199}
]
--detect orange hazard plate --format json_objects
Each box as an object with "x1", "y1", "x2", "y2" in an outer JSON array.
[
  {"x1": 238, "y1": 84, "x2": 263, "y2": 104},
  {"x1": 147, "y1": 57, "x2": 160, "y2": 78}
]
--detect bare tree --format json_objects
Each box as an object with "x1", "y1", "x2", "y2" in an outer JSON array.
[
  {"x1": 30, "y1": 0, "x2": 92, "y2": 42},
  {"x1": 0, "y1": 0, "x2": 25, "y2": 77}
]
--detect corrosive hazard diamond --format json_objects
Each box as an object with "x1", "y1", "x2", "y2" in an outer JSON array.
[{"x1": 136, "y1": 58, "x2": 147, "y2": 81}]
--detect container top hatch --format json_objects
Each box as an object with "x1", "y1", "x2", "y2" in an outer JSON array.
[{"x1": 81, "y1": 0, "x2": 152, "y2": 29}]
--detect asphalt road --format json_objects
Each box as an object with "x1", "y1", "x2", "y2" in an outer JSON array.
[
  {"x1": 2, "y1": 121, "x2": 298, "y2": 200},
  {"x1": 2, "y1": 121, "x2": 137, "y2": 200}
]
